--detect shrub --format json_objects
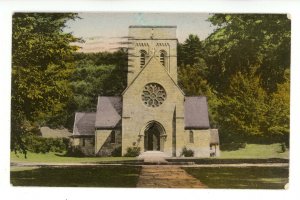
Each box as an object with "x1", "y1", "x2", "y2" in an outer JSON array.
[
  {"x1": 124, "y1": 147, "x2": 140, "y2": 157},
  {"x1": 111, "y1": 146, "x2": 122, "y2": 157},
  {"x1": 66, "y1": 146, "x2": 85, "y2": 157},
  {"x1": 24, "y1": 134, "x2": 69, "y2": 153},
  {"x1": 281, "y1": 143, "x2": 287, "y2": 152},
  {"x1": 180, "y1": 146, "x2": 194, "y2": 157}
]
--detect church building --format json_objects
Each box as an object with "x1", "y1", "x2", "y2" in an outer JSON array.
[{"x1": 71, "y1": 26, "x2": 220, "y2": 157}]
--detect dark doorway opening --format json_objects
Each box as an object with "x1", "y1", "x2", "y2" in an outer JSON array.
[{"x1": 144, "y1": 123, "x2": 161, "y2": 151}]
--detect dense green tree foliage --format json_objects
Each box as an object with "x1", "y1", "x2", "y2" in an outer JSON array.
[
  {"x1": 70, "y1": 49, "x2": 127, "y2": 112},
  {"x1": 204, "y1": 14, "x2": 290, "y2": 93},
  {"x1": 178, "y1": 34, "x2": 204, "y2": 67},
  {"x1": 178, "y1": 14, "x2": 290, "y2": 146},
  {"x1": 265, "y1": 72, "x2": 290, "y2": 145},
  {"x1": 11, "y1": 13, "x2": 81, "y2": 155},
  {"x1": 51, "y1": 49, "x2": 128, "y2": 130},
  {"x1": 178, "y1": 35, "x2": 208, "y2": 95},
  {"x1": 217, "y1": 72, "x2": 268, "y2": 143}
]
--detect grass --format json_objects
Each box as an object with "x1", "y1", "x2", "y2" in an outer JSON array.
[
  {"x1": 11, "y1": 151, "x2": 137, "y2": 163},
  {"x1": 11, "y1": 165, "x2": 141, "y2": 187},
  {"x1": 11, "y1": 166, "x2": 39, "y2": 172},
  {"x1": 10, "y1": 144, "x2": 288, "y2": 164},
  {"x1": 220, "y1": 143, "x2": 289, "y2": 159},
  {"x1": 10, "y1": 144, "x2": 289, "y2": 188},
  {"x1": 183, "y1": 166, "x2": 289, "y2": 189}
]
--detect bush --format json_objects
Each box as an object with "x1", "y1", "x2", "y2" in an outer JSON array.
[
  {"x1": 65, "y1": 146, "x2": 85, "y2": 157},
  {"x1": 24, "y1": 134, "x2": 69, "y2": 153},
  {"x1": 180, "y1": 146, "x2": 194, "y2": 157},
  {"x1": 111, "y1": 146, "x2": 122, "y2": 157},
  {"x1": 124, "y1": 147, "x2": 140, "y2": 157},
  {"x1": 281, "y1": 143, "x2": 287, "y2": 152}
]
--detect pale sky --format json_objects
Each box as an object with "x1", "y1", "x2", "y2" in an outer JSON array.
[{"x1": 65, "y1": 13, "x2": 216, "y2": 52}]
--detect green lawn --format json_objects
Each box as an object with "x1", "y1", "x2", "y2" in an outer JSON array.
[
  {"x1": 220, "y1": 143, "x2": 289, "y2": 159},
  {"x1": 11, "y1": 144, "x2": 288, "y2": 164},
  {"x1": 11, "y1": 165, "x2": 141, "y2": 187},
  {"x1": 11, "y1": 151, "x2": 137, "y2": 163},
  {"x1": 183, "y1": 166, "x2": 289, "y2": 189}
]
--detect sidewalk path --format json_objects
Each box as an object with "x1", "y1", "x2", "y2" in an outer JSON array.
[
  {"x1": 136, "y1": 165, "x2": 207, "y2": 188},
  {"x1": 11, "y1": 162, "x2": 289, "y2": 168}
]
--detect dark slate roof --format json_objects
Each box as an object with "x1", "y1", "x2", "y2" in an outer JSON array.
[
  {"x1": 184, "y1": 96, "x2": 210, "y2": 129},
  {"x1": 95, "y1": 96, "x2": 122, "y2": 129},
  {"x1": 73, "y1": 112, "x2": 96, "y2": 136},
  {"x1": 210, "y1": 129, "x2": 220, "y2": 144}
]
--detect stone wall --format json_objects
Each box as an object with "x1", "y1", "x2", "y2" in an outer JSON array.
[
  {"x1": 182, "y1": 129, "x2": 211, "y2": 157},
  {"x1": 122, "y1": 57, "x2": 184, "y2": 157},
  {"x1": 210, "y1": 144, "x2": 220, "y2": 157},
  {"x1": 95, "y1": 129, "x2": 122, "y2": 156},
  {"x1": 128, "y1": 26, "x2": 178, "y2": 84},
  {"x1": 70, "y1": 137, "x2": 94, "y2": 156}
]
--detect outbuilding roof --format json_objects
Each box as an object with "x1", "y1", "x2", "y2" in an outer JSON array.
[
  {"x1": 41, "y1": 126, "x2": 72, "y2": 138},
  {"x1": 184, "y1": 96, "x2": 210, "y2": 129},
  {"x1": 73, "y1": 112, "x2": 96, "y2": 136},
  {"x1": 95, "y1": 96, "x2": 122, "y2": 129}
]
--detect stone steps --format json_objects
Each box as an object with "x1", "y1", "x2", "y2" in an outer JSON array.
[
  {"x1": 138, "y1": 151, "x2": 195, "y2": 165},
  {"x1": 138, "y1": 151, "x2": 169, "y2": 164}
]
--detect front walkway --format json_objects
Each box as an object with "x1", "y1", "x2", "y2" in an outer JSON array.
[{"x1": 137, "y1": 165, "x2": 207, "y2": 188}]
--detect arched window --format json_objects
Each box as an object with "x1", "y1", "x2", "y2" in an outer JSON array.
[
  {"x1": 189, "y1": 130, "x2": 194, "y2": 143},
  {"x1": 159, "y1": 50, "x2": 167, "y2": 66},
  {"x1": 140, "y1": 50, "x2": 147, "y2": 68}
]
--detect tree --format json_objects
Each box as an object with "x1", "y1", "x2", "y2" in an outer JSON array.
[
  {"x1": 178, "y1": 34, "x2": 220, "y2": 127},
  {"x1": 200, "y1": 14, "x2": 290, "y2": 145},
  {"x1": 217, "y1": 72, "x2": 268, "y2": 144},
  {"x1": 70, "y1": 49, "x2": 127, "y2": 113},
  {"x1": 11, "y1": 13, "x2": 81, "y2": 155},
  {"x1": 178, "y1": 34, "x2": 204, "y2": 67},
  {"x1": 265, "y1": 72, "x2": 290, "y2": 145},
  {"x1": 178, "y1": 34, "x2": 209, "y2": 96},
  {"x1": 204, "y1": 14, "x2": 291, "y2": 93}
]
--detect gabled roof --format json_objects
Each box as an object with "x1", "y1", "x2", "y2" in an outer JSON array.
[
  {"x1": 184, "y1": 96, "x2": 210, "y2": 129},
  {"x1": 95, "y1": 96, "x2": 122, "y2": 129},
  {"x1": 73, "y1": 112, "x2": 96, "y2": 136},
  {"x1": 122, "y1": 56, "x2": 185, "y2": 96},
  {"x1": 41, "y1": 126, "x2": 72, "y2": 138}
]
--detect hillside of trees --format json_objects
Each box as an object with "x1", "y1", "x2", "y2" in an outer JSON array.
[{"x1": 11, "y1": 13, "x2": 290, "y2": 154}]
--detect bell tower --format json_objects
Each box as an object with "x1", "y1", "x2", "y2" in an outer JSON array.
[{"x1": 127, "y1": 26, "x2": 178, "y2": 85}]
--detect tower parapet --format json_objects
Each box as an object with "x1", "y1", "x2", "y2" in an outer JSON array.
[{"x1": 127, "y1": 26, "x2": 178, "y2": 85}]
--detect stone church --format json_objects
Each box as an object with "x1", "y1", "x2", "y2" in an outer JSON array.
[{"x1": 71, "y1": 26, "x2": 220, "y2": 157}]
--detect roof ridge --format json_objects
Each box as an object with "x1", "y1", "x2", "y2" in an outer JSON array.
[{"x1": 95, "y1": 96, "x2": 122, "y2": 128}]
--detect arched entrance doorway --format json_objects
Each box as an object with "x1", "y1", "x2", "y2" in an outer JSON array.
[{"x1": 143, "y1": 121, "x2": 166, "y2": 151}]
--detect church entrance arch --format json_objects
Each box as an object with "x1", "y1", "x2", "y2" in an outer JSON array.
[{"x1": 143, "y1": 121, "x2": 166, "y2": 151}]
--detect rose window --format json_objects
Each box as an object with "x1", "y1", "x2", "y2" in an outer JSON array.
[{"x1": 141, "y1": 83, "x2": 166, "y2": 107}]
